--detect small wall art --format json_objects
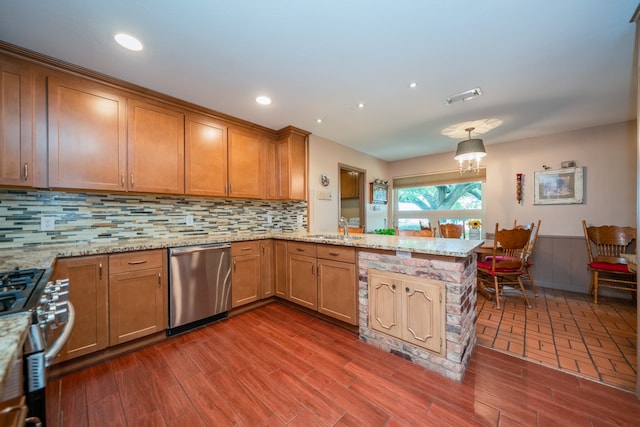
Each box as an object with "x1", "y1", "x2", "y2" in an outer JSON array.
[
  {"x1": 533, "y1": 167, "x2": 584, "y2": 205},
  {"x1": 370, "y1": 182, "x2": 388, "y2": 204}
]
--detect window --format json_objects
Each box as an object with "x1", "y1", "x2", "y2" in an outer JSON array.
[{"x1": 393, "y1": 170, "x2": 486, "y2": 237}]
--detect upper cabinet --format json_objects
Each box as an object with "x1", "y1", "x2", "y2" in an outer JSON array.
[
  {"x1": 228, "y1": 127, "x2": 266, "y2": 199},
  {"x1": 185, "y1": 112, "x2": 228, "y2": 197},
  {"x1": 268, "y1": 127, "x2": 309, "y2": 201},
  {"x1": 0, "y1": 55, "x2": 34, "y2": 187},
  {"x1": 340, "y1": 169, "x2": 360, "y2": 199},
  {"x1": 48, "y1": 74, "x2": 127, "y2": 191},
  {"x1": 127, "y1": 98, "x2": 184, "y2": 194}
]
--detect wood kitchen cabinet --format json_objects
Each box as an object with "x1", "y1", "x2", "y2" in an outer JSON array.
[
  {"x1": 231, "y1": 241, "x2": 261, "y2": 307},
  {"x1": 368, "y1": 269, "x2": 445, "y2": 355},
  {"x1": 50, "y1": 255, "x2": 109, "y2": 363},
  {"x1": 47, "y1": 73, "x2": 127, "y2": 191},
  {"x1": 0, "y1": 55, "x2": 34, "y2": 187},
  {"x1": 185, "y1": 112, "x2": 228, "y2": 197},
  {"x1": 317, "y1": 245, "x2": 358, "y2": 325},
  {"x1": 127, "y1": 98, "x2": 185, "y2": 194},
  {"x1": 260, "y1": 239, "x2": 275, "y2": 298},
  {"x1": 108, "y1": 250, "x2": 166, "y2": 345},
  {"x1": 268, "y1": 127, "x2": 308, "y2": 200},
  {"x1": 228, "y1": 127, "x2": 266, "y2": 199},
  {"x1": 274, "y1": 240, "x2": 288, "y2": 298},
  {"x1": 340, "y1": 169, "x2": 360, "y2": 199},
  {"x1": 287, "y1": 241, "x2": 318, "y2": 310}
]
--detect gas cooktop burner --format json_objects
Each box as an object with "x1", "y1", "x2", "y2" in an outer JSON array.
[{"x1": 0, "y1": 267, "x2": 48, "y2": 314}]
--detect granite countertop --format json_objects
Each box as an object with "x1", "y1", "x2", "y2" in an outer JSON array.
[
  {"x1": 0, "y1": 232, "x2": 482, "y2": 271},
  {"x1": 0, "y1": 312, "x2": 31, "y2": 396}
]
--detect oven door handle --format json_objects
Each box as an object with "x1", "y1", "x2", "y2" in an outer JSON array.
[{"x1": 44, "y1": 301, "x2": 75, "y2": 367}]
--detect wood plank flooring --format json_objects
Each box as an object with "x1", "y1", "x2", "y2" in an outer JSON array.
[{"x1": 46, "y1": 302, "x2": 640, "y2": 426}]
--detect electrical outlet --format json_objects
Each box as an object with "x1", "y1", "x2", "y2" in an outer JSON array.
[
  {"x1": 297, "y1": 214, "x2": 303, "y2": 224},
  {"x1": 40, "y1": 216, "x2": 55, "y2": 231},
  {"x1": 185, "y1": 214, "x2": 194, "y2": 226},
  {"x1": 267, "y1": 214, "x2": 273, "y2": 224}
]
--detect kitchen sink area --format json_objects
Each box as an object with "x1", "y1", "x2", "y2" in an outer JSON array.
[{"x1": 306, "y1": 234, "x2": 364, "y2": 241}]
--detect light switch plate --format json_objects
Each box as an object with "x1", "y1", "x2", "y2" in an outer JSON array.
[{"x1": 317, "y1": 190, "x2": 332, "y2": 200}]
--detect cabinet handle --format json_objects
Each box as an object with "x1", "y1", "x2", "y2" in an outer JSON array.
[
  {"x1": 328, "y1": 252, "x2": 340, "y2": 256},
  {"x1": 241, "y1": 247, "x2": 252, "y2": 251},
  {"x1": 23, "y1": 163, "x2": 28, "y2": 180},
  {"x1": 296, "y1": 248, "x2": 305, "y2": 252},
  {"x1": 127, "y1": 260, "x2": 147, "y2": 265},
  {"x1": 98, "y1": 263, "x2": 103, "y2": 279},
  {"x1": 121, "y1": 173, "x2": 125, "y2": 187},
  {"x1": 233, "y1": 260, "x2": 237, "y2": 273},
  {"x1": 262, "y1": 245, "x2": 265, "y2": 255},
  {"x1": 311, "y1": 264, "x2": 315, "y2": 275},
  {"x1": 130, "y1": 173, "x2": 134, "y2": 186},
  {"x1": 157, "y1": 273, "x2": 161, "y2": 288},
  {"x1": 229, "y1": 184, "x2": 232, "y2": 194}
]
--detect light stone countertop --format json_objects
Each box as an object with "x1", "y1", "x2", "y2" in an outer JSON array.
[
  {"x1": 0, "y1": 231, "x2": 482, "y2": 271},
  {"x1": 0, "y1": 312, "x2": 31, "y2": 396}
]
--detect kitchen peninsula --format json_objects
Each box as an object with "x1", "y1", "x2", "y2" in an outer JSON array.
[{"x1": 0, "y1": 232, "x2": 480, "y2": 382}]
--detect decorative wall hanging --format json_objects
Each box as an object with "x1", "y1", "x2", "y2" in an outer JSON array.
[
  {"x1": 320, "y1": 173, "x2": 330, "y2": 186},
  {"x1": 516, "y1": 173, "x2": 523, "y2": 203},
  {"x1": 370, "y1": 182, "x2": 388, "y2": 204},
  {"x1": 533, "y1": 167, "x2": 584, "y2": 205}
]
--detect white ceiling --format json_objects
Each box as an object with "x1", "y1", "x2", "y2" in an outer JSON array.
[{"x1": 0, "y1": 0, "x2": 637, "y2": 161}]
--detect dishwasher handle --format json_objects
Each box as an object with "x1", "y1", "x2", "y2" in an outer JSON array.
[{"x1": 169, "y1": 243, "x2": 231, "y2": 256}]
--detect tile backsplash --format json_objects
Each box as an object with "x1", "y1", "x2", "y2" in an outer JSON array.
[{"x1": 0, "y1": 189, "x2": 307, "y2": 248}]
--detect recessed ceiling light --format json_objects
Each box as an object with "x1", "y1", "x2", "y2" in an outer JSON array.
[
  {"x1": 316, "y1": 118, "x2": 323, "y2": 124},
  {"x1": 409, "y1": 82, "x2": 417, "y2": 89},
  {"x1": 357, "y1": 103, "x2": 365, "y2": 109},
  {"x1": 444, "y1": 87, "x2": 483, "y2": 105},
  {"x1": 114, "y1": 33, "x2": 143, "y2": 51},
  {"x1": 256, "y1": 96, "x2": 272, "y2": 105}
]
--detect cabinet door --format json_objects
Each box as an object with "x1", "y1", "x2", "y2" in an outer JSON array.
[
  {"x1": 287, "y1": 254, "x2": 317, "y2": 310},
  {"x1": 127, "y1": 98, "x2": 185, "y2": 194},
  {"x1": 231, "y1": 253, "x2": 261, "y2": 308},
  {"x1": 317, "y1": 258, "x2": 357, "y2": 325},
  {"x1": 274, "y1": 240, "x2": 288, "y2": 299},
  {"x1": 368, "y1": 271, "x2": 401, "y2": 337},
  {"x1": 260, "y1": 240, "x2": 274, "y2": 298},
  {"x1": 0, "y1": 55, "x2": 33, "y2": 187},
  {"x1": 228, "y1": 127, "x2": 266, "y2": 199},
  {"x1": 109, "y1": 267, "x2": 165, "y2": 345},
  {"x1": 340, "y1": 169, "x2": 359, "y2": 199},
  {"x1": 50, "y1": 255, "x2": 108, "y2": 363},
  {"x1": 268, "y1": 130, "x2": 308, "y2": 200},
  {"x1": 48, "y1": 74, "x2": 127, "y2": 191},
  {"x1": 401, "y1": 278, "x2": 444, "y2": 354},
  {"x1": 185, "y1": 112, "x2": 228, "y2": 196}
]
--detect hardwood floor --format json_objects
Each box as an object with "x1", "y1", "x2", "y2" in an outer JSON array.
[{"x1": 46, "y1": 302, "x2": 640, "y2": 426}]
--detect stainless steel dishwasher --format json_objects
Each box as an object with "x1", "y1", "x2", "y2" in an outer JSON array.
[{"x1": 167, "y1": 243, "x2": 231, "y2": 335}]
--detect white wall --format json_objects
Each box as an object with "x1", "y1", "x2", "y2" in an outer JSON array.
[
  {"x1": 308, "y1": 135, "x2": 390, "y2": 233},
  {"x1": 388, "y1": 121, "x2": 637, "y2": 237}
]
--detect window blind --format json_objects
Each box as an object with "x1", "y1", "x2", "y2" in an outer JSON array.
[{"x1": 393, "y1": 168, "x2": 486, "y2": 188}]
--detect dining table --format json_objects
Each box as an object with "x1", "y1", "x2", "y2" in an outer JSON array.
[{"x1": 474, "y1": 239, "x2": 498, "y2": 301}]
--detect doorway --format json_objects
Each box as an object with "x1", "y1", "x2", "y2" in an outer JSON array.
[{"x1": 338, "y1": 164, "x2": 365, "y2": 231}]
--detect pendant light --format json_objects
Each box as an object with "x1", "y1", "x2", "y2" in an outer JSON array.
[{"x1": 454, "y1": 127, "x2": 486, "y2": 174}]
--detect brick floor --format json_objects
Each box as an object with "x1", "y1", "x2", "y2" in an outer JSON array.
[{"x1": 476, "y1": 287, "x2": 638, "y2": 391}]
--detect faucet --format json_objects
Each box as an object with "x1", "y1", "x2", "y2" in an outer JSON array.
[{"x1": 339, "y1": 217, "x2": 349, "y2": 238}]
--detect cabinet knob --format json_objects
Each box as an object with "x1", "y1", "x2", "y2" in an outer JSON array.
[
  {"x1": 405, "y1": 287, "x2": 410, "y2": 292},
  {"x1": 391, "y1": 284, "x2": 396, "y2": 290}
]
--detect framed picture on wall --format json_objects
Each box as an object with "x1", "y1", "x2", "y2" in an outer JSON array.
[
  {"x1": 534, "y1": 167, "x2": 584, "y2": 205},
  {"x1": 370, "y1": 182, "x2": 388, "y2": 204}
]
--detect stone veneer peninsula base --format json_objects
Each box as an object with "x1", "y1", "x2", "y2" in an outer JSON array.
[{"x1": 358, "y1": 249, "x2": 477, "y2": 382}]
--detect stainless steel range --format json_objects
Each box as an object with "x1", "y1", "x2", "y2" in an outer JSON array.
[{"x1": 0, "y1": 267, "x2": 75, "y2": 426}]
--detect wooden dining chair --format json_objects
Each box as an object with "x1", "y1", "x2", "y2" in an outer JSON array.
[
  {"x1": 477, "y1": 223, "x2": 533, "y2": 309},
  {"x1": 419, "y1": 220, "x2": 432, "y2": 231},
  {"x1": 397, "y1": 229, "x2": 435, "y2": 237},
  {"x1": 438, "y1": 221, "x2": 465, "y2": 239},
  {"x1": 514, "y1": 219, "x2": 542, "y2": 296},
  {"x1": 582, "y1": 220, "x2": 636, "y2": 303}
]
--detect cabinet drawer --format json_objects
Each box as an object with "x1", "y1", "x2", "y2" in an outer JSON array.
[
  {"x1": 287, "y1": 241, "x2": 317, "y2": 256},
  {"x1": 109, "y1": 249, "x2": 164, "y2": 274},
  {"x1": 231, "y1": 240, "x2": 261, "y2": 256},
  {"x1": 317, "y1": 245, "x2": 355, "y2": 263}
]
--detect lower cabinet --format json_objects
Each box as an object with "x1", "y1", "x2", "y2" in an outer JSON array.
[
  {"x1": 260, "y1": 240, "x2": 275, "y2": 298},
  {"x1": 50, "y1": 249, "x2": 167, "y2": 363},
  {"x1": 231, "y1": 241, "x2": 261, "y2": 308},
  {"x1": 287, "y1": 242, "x2": 358, "y2": 325},
  {"x1": 274, "y1": 240, "x2": 288, "y2": 298},
  {"x1": 108, "y1": 250, "x2": 166, "y2": 345},
  {"x1": 368, "y1": 269, "x2": 445, "y2": 355},
  {"x1": 50, "y1": 254, "x2": 109, "y2": 363}
]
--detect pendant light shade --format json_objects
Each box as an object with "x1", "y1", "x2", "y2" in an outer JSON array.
[{"x1": 454, "y1": 127, "x2": 487, "y2": 174}]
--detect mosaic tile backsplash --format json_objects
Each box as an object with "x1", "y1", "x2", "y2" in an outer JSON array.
[{"x1": 0, "y1": 189, "x2": 307, "y2": 248}]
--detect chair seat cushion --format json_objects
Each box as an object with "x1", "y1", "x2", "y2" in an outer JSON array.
[
  {"x1": 477, "y1": 260, "x2": 521, "y2": 273},
  {"x1": 588, "y1": 261, "x2": 631, "y2": 273}
]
